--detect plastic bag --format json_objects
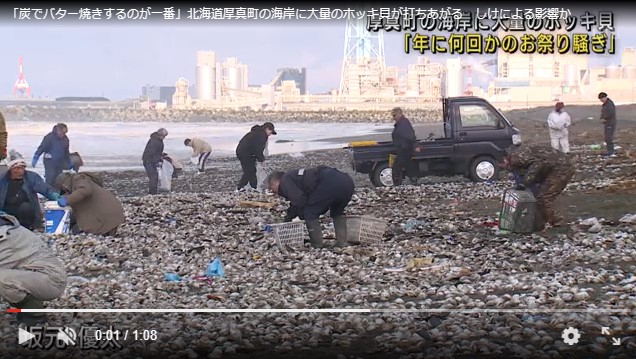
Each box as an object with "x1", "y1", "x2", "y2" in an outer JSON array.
[
  {"x1": 190, "y1": 157, "x2": 198, "y2": 165},
  {"x1": 205, "y1": 257, "x2": 225, "y2": 278},
  {"x1": 263, "y1": 139, "x2": 269, "y2": 157},
  {"x1": 158, "y1": 161, "x2": 174, "y2": 191},
  {"x1": 256, "y1": 162, "x2": 267, "y2": 190}
]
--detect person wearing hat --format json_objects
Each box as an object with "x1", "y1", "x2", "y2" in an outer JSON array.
[
  {"x1": 547, "y1": 101, "x2": 571, "y2": 154},
  {"x1": 54, "y1": 172, "x2": 124, "y2": 236},
  {"x1": 184, "y1": 137, "x2": 212, "y2": 173},
  {"x1": 598, "y1": 92, "x2": 618, "y2": 157},
  {"x1": 390, "y1": 107, "x2": 419, "y2": 186},
  {"x1": 0, "y1": 212, "x2": 67, "y2": 325},
  {"x1": 142, "y1": 128, "x2": 168, "y2": 195},
  {"x1": 0, "y1": 159, "x2": 60, "y2": 230},
  {"x1": 235, "y1": 122, "x2": 276, "y2": 192},
  {"x1": 32, "y1": 123, "x2": 74, "y2": 186}
]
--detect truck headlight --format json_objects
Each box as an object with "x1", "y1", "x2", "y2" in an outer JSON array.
[{"x1": 512, "y1": 134, "x2": 522, "y2": 145}]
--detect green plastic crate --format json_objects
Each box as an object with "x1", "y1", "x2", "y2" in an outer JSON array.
[{"x1": 499, "y1": 189, "x2": 537, "y2": 233}]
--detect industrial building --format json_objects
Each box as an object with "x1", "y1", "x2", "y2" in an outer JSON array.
[
  {"x1": 196, "y1": 50, "x2": 217, "y2": 102},
  {"x1": 148, "y1": 20, "x2": 636, "y2": 111},
  {"x1": 141, "y1": 85, "x2": 176, "y2": 106},
  {"x1": 486, "y1": 28, "x2": 636, "y2": 104},
  {"x1": 442, "y1": 59, "x2": 463, "y2": 98},
  {"x1": 172, "y1": 77, "x2": 192, "y2": 109},
  {"x1": 270, "y1": 68, "x2": 307, "y2": 95},
  {"x1": 217, "y1": 57, "x2": 249, "y2": 101},
  {"x1": 405, "y1": 57, "x2": 442, "y2": 100}
]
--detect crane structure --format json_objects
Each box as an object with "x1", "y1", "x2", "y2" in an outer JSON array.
[
  {"x1": 338, "y1": 17, "x2": 386, "y2": 101},
  {"x1": 462, "y1": 58, "x2": 497, "y2": 95},
  {"x1": 13, "y1": 56, "x2": 31, "y2": 98}
]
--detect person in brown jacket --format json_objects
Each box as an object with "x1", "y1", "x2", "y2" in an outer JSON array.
[
  {"x1": 54, "y1": 172, "x2": 125, "y2": 236},
  {"x1": 184, "y1": 137, "x2": 212, "y2": 172}
]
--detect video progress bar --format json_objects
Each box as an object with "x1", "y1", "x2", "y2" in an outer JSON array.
[{"x1": 6, "y1": 308, "x2": 633, "y2": 314}]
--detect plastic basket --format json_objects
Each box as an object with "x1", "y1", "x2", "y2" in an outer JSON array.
[
  {"x1": 346, "y1": 216, "x2": 388, "y2": 246},
  {"x1": 499, "y1": 189, "x2": 537, "y2": 233},
  {"x1": 270, "y1": 221, "x2": 308, "y2": 251}
]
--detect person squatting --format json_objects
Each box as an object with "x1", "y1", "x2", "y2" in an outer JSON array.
[{"x1": 0, "y1": 213, "x2": 67, "y2": 325}]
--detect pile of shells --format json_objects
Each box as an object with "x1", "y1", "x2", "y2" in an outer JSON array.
[{"x1": 1, "y1": 148, "x2": 635, "y2": 358}]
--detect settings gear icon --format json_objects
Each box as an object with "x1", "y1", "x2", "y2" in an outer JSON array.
[{"x1": 562, "y1": 327, "x2": 581, "y2": 345}]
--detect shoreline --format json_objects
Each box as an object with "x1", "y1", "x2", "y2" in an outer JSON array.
[{"x1": 4, "y1": 103, "x2": 636, "y2": 124}]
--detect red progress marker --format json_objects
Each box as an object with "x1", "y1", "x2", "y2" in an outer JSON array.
[{"x1": 7, "y1": 308, "x2": 21, "y2": 313}]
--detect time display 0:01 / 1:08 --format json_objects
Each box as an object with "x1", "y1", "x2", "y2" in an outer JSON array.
[{"x1": 94, "y1": 329, "x2": 158, "y2": 341}]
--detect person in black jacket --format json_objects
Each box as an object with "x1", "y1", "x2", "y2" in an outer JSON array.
[
  {"x1": 235, "y1": 122, "x2": 276, "y2": 191},
  {"x1": 598, "y1": 92, "x2": 618, "y2": 157},
  {"x1": 390, "y1": 108, "x2": 418, "y2": 186},
  {"x1": 142, "y1": 128, "x2": 168, "y2": 195},
  {"x1": 32, "y1": 123, "x2": 73, "y2": 186},
  {"x1": 266, "y1": 166, "x2": 355, "y2": 249}
]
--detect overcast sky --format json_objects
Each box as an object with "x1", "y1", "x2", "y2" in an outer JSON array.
[{"x1": 2, "y1": 21, "x2": 635, "y2": 100}]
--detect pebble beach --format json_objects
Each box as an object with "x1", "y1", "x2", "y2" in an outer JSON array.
[{"x1": 1, "y1": 108, "x2": 636, "y2": 359}]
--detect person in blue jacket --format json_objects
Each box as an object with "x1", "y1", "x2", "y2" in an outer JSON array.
[
  {"x1": 32, "y1": 123, "x2": 74, "y2": 186},
  {"x1": 0, "y1": 159, "x2": 60, "y2": 230}
]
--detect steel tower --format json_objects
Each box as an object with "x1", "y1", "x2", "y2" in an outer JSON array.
[
  {"x1": 338, "y1": 17, "x2": 386, "y2": 101},
  {"x1": 13, "y1": 57, "x2": 31, "y2": 98}
]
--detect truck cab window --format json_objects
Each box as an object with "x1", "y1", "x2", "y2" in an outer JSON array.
[{"x1": 458, "y1": 104, "x2": 499, "y2": 128}]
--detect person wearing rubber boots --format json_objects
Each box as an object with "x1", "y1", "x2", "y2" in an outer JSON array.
[
  {"x1": 266, "y1": 166, "x2": 355, "y2": 248},
  {"x1": 0, "y1": 213, "x2": 67, "y2": 325},
  {"x1": 500, "y1": 145, "x2": 575, "y2": 231},
  {"x1": 390, "y1": 107, "x2": 418, "y2": 186}
]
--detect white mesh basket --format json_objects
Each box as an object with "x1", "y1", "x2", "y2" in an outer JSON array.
[
  {"x1": 346, "y1": 216, "x2": 388, "y2": 246},
  {"x1": 270, "y1": 221, "x2": 308, "y2": 251}
]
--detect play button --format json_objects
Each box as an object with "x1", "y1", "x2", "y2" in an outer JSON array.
[{"x1": 18, "y1": 327, "x2": 36, "y2": 345}]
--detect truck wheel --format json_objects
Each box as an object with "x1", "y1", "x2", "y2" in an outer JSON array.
[
  {"x1": 370, "y1": 162, "x2": 394, "y2": 187},
  {"x1": 469, "y1": 156, "x2": 498, "y2": 182}
]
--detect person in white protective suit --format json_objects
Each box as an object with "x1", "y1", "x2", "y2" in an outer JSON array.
[
  {"x1": 0, "y1": 213, "x2": 67, "y2": 325},
  {"x1": 547, "y1": 102, "x2": 571, "y2": 154}
]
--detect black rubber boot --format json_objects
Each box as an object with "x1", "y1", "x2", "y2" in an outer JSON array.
[
  {"x1": 305, "y1": 220, "x2": 323, "y2": 249},
  {"x1": 333, "y1": 216, "x2": 349, "y2": 248},
  {"x1": 12, "y1": 295, "x2": 47, "y2": 326}
]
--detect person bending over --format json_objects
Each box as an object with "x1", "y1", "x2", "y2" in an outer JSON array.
[
  {"x1": 266, "y1": 166, "x2": 355, "y2": 248},
  {"x1": 55, "y1": 172, "x2": 124, "y2": 236}
]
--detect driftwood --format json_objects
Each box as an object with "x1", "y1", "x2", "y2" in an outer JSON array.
[{"x1": 238, "y1": 200, "x2": 275, "y2": 209}]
